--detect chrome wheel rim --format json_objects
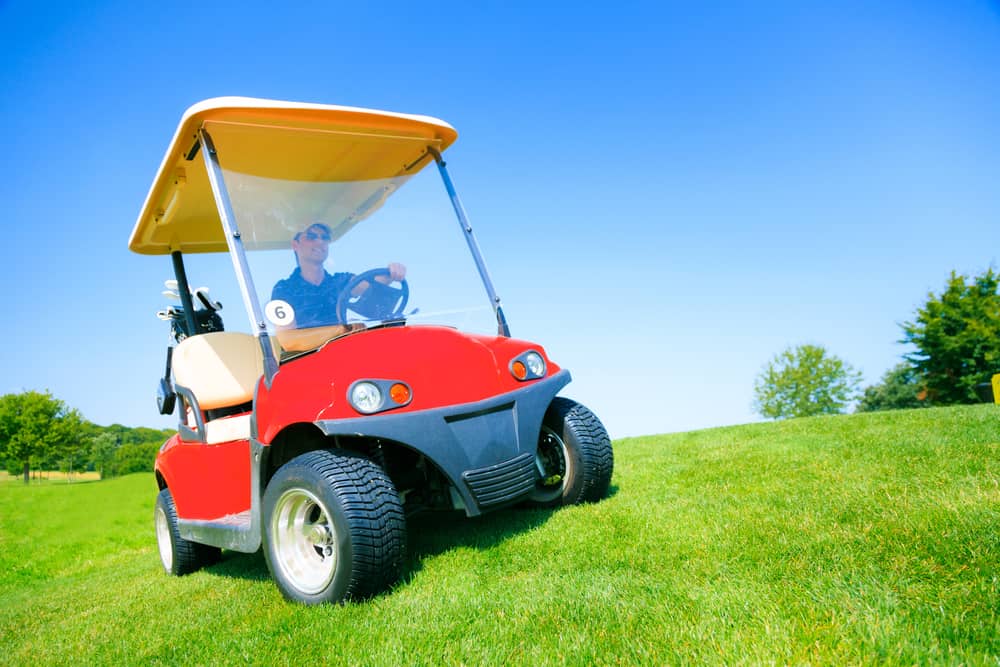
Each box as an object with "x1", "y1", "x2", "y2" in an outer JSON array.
[
  {"x1": 155, "y1": 505, "x2": 173, "y2": 570},
  {"x1": 533, "y1": 425, "x2": 570, "y2": 502},
  {"x1": 271, "y1": 488, "x2": 337, "y2": 595}
]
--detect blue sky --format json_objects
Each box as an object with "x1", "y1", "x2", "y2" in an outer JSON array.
[{"x1": 1, "y1": 1, "x2": 998, "y2": 438}]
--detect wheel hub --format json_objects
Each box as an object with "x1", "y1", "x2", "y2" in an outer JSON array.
[
  {"x1": 531, "y1": 425, "x2": 570, "y2": 503},
  {"x1": 536, "y1": 430, "x2": 567, "y2": 487},
  {"x1": 271, "y1": 488, "x2": 338, "y2": 595},
  {"x1": 308, "y1": 522, "x2": 331, "y2": 547}
]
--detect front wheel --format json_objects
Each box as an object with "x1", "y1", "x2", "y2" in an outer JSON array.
[
  {"x1": 262, "y1": 449, "x2": 406, "y2": 605},
  {"x1": 528, "y1": 397, "x2": 614, "y2": 507}
]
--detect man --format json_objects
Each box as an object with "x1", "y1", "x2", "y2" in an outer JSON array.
[{"x1": 270, "y1": 222, "x2": 405, "y2": 350}]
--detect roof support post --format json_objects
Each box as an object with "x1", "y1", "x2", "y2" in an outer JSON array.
[
  {"x1": 429, "y1": 148, "x2": 510, "y2": 337},
  {"x1": 199, "y1": 127, "x2": 279, "y2": 383}
]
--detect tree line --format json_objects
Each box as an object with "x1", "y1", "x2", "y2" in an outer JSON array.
[
  {"x1": 754, "y1": 267, "x2": 1000, "y2": 419},
  {"x1": 0, "y1": 390, "x2": 172, "y2": 483}
]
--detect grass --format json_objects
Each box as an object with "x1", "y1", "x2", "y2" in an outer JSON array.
[{"x1": 0, "y1": 405, "x2": 997, "y2": 665}]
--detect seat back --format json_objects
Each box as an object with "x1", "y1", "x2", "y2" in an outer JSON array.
[{"x1": 172, "y1": 332, "x2": 264, "y2": 410}]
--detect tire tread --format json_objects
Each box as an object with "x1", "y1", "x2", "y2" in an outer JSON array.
[
  {"x1": 268, "y1": 449, "x2": 406, "y2": 602},
  {"x1": 156, "y1": 488, "x2": 221, "y2": 576},
  {"x1": 550, "y1": 397, "x2": 614, "y2": 504}
]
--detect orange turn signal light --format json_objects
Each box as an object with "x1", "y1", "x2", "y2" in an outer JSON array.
[
  {"x1": 389, "y1": 382, "x2": 411, "y2": 404},
  {"x1": 511, "y1": 361, "x2": 527, "y2": 380}
]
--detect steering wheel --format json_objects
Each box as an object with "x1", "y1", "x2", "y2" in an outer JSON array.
[{"x1": 336, "y1": 268, "x2": 409, "y2": 324}]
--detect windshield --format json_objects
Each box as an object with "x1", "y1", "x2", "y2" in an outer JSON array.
[{"x1": 210, "y1": 132, "x2": 496, "y2": 353}]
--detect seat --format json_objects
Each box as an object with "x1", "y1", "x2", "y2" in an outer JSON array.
[
  {"x1": 172, "y1": 332, "x2": 266, "y2": 443},
  {"x1": 204, "y1": 413, "x2": 253, "y2": 445}
]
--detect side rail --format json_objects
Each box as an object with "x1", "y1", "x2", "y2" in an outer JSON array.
[{"x1": 173, "y1": 384, "x2": 207, "y2": 443}]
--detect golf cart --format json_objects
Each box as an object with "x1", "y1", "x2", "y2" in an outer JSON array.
[{"x1": 130, "y1": 97, "x2": 613, "y2": 605}]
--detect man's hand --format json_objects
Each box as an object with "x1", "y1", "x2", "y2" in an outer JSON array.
[{"x1": 376, "y1": 262, "x2": 407, "y2": 284}]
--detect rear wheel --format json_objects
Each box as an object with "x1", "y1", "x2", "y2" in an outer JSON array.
[
  {"x1": 528, "y1": 397, "x2": 614, "y2": 507},
  {"x1": 262, "y1": 449, "x2": 406, "y2": 605},
  {"x1": 154, "y1": 488, "x2": 221, "y2": 575}
]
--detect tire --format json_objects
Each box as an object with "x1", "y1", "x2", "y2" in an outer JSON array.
[
  {"x1": 528, "y1": 397, "x2": 614, "y2": 507},
  {"x1": 154, "y1": 488, "x2": 222, "y2": 575},
  {"x1": 262, "y1": 449, "x2": 406, "y2": 605}
]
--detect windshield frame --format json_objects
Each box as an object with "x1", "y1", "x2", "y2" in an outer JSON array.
[{"x1": 196, "y1": 124, "x2": 509, "y2": 383}]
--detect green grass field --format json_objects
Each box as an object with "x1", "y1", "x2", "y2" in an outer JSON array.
[{"x1": 1, "y1": 405, "x2": 997, "y2": 665}]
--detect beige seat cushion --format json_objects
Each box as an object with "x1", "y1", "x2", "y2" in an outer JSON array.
[
  {"x1": 204, "y1": 413, "x2": 252, "y2": 445},
  {"x1": 173, "y1": 332, "x2": 265, "y2": 410}
]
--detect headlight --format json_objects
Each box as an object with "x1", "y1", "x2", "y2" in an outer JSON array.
[
  {"x1": 525, "y1": 352, "x2": 545, "y2": 377},
  {"x1": 350, "y1": 381, "x2": 383, "y2": 414},
  {"x1": 510, "y1": 350, "x2": 547, "y2": 381},
  {"x1": 347, "y1": 379, "x2": 412, "y2": 414}
]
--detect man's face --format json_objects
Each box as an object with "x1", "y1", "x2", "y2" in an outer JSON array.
[{"x1": 292, "y1": 225, "x2": 331, "y2": 265}]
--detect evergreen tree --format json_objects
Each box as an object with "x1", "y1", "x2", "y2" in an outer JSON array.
[{"x1": 901, "y1": 269, "x2": 1000, "y2": 404}]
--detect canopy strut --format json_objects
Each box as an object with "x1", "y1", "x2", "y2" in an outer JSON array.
[
  {"x1": 199, "y1": 127, "x2": 279, "y2": 384},
  {"x1": 429, "y1": 148, "x2": 510, "y2": 338}
]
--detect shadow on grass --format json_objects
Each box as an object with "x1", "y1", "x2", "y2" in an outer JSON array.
[
  {"x1": 208, "y1": 549, "x2": 271, "y2": 582},
  {"x1": 403, "y1": 484, "x2": 619, "y2": 578},
  {"x1": 203, "y1": 505, "x2": 562, "y2": 586},
  {"x1": 203, "y1": 489, "x2": 619, "y2": 587},
  {"x1": 405, "y1": 505, "x2": 554, "y2": 568}
]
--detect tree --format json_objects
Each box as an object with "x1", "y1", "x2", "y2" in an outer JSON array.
[
  {"x1": 52, "y1": 410, "x2": 87, "y2": 479},
  {"x1": 112, "y1": 441, "x2": 160, "y2": 475},
  {"x1": 90, "y1": 433, "x2": 118, "y2": 479},
  {"x1": 753, "y1": 344, "x2": 862, "y2": 419},
  {"x1": 0, "y1": 391, "x2": 85, "y2": 483},
  {"x1": 857, "y1": 362, "x2": 928, "y2": 412},
  {"x1": 901, "y1": 268, "x2": 1000, "y2": 405}
]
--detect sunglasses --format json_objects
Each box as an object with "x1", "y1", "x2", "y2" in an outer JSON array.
[{"x1": 301, "y1": 231, "x2": 331, "y2": 242}]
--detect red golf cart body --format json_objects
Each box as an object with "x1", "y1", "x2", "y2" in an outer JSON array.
[{"x1": 132, "y1": 98, "x2": 610, "y2": 603}]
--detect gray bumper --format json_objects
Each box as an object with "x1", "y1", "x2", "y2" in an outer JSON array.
[{"x1": 315, "y1": 369, "x2": 571, "y2": 515}]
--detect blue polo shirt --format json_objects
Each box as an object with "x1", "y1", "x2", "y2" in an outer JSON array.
[{"x1": 271, "y1": 268, "x2": 354, "y2": 328}]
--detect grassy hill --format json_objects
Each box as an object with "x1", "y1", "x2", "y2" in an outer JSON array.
[{"x1": 0, "y1": 405, "x2": 996, "y2": 665}]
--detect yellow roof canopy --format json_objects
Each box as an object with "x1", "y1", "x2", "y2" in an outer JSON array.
[{"x1": 129, "y1": 97, "x2": 458, "y2": 255}]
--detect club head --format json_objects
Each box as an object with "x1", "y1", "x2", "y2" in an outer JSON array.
[{"x1": 193, "y1": 287, "x2": 222, "y2": 311}]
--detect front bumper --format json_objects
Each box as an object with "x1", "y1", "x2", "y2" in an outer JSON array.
[{"x1": 315, "y1": 369, "x2": 571, "y2": 515}]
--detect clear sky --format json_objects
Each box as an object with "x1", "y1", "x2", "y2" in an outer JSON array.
[{"x1": 1, "y1": 1, "x2": 998, "y2": 438}]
